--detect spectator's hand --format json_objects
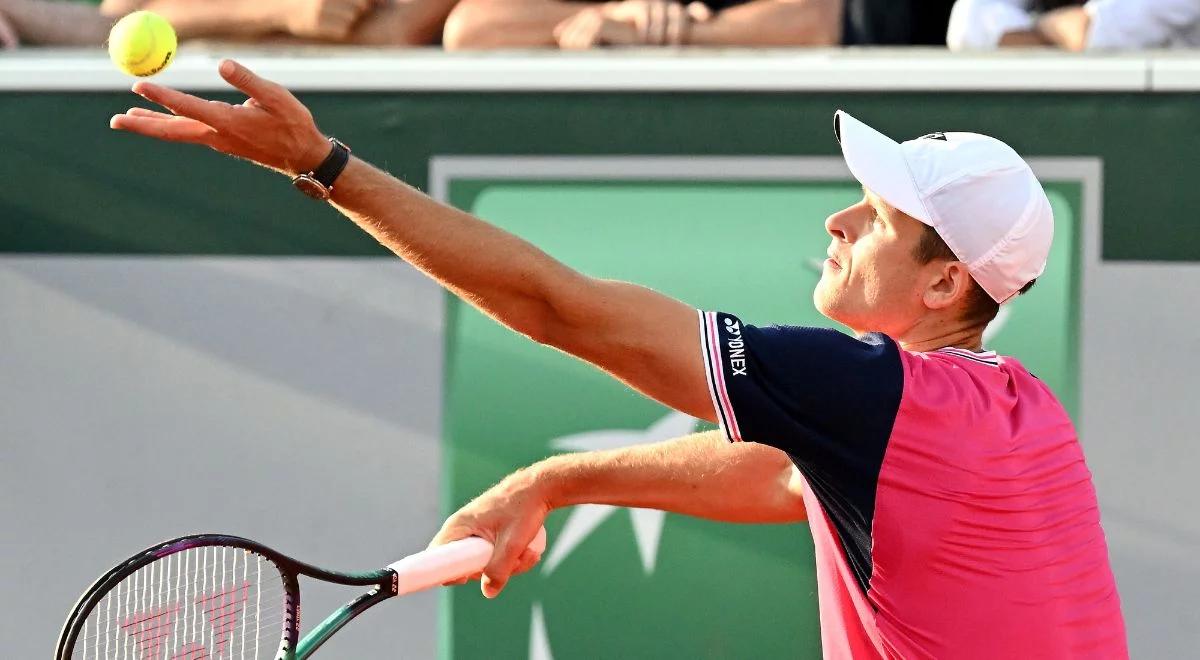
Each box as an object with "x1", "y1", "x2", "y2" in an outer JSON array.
[
  {"x1": 554, "y1": 6, "x2": 635, "y2": 49},
  {"x1": 427, "y1": 469, "x2": 550, "y2": 599},
  {"x1": 110, "y1": 60, "x2": 331, "y2": 177},
  {"x1": 0, "y1": 11, "x2": 20, "y2": 50},
  {"x1": 1036, "y1": 6, "x2": 1090, "y2": 51},
  {"x1": 283, "y1": 0, "x2": 378, "y2": 41},
  {"x1": 602, "y1": 0, "x2": 712, "y2": 46},
  {"x1": 554, "y1": 1, "x2": 711, "y2": 49}
]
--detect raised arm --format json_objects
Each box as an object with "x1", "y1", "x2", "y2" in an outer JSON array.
[
  {"x1": 431, "y1": 430, "x2": 806, "y2": 597},
  {"x1": 109, "y1": 60, "x2": 716, "y2": 421}
]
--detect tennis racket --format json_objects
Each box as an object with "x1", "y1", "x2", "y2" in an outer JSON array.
[{"x1": 55, "y1": 529, "x2": 547, "y2": 660}]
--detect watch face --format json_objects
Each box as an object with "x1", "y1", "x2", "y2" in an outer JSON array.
[{"x1": 292, "y1": 175, "x2": 330, "y2": 200}]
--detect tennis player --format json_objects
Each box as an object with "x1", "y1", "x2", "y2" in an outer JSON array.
[{"x1": 110, "y1": 60, "x2": 1127, "y2": 658}]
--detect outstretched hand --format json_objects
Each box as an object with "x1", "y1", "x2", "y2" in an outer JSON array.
[{"x1": 109, "y1": 59, "x2": 332, "y2": 177}]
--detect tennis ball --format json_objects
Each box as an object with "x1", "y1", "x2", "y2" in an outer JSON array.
[{"x1": 108, "y1": 11, "x2": 177, "y2": 78}]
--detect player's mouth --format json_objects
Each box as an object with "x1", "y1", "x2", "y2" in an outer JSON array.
[{"x1": 824, "y1": 253, "x2": 843, "y2": 272}]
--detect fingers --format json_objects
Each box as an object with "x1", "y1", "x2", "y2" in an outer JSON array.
[
  {"x1": 440, "y1": 570, "x2": 482, "y2": 588},
  {"x1": 512, "y1": 547, "x2": 542, "y2": 577},
  {"x1": 132, "y1": 82, "x2": 232, "y2": 127},
  {"x1": 218, "y1": 60, "x2": 290, "y2": 109},
  {"x1": 687, "y1": 1, "x2": 712, "y2": 22},
  {"x1": 109, "y1": 112, "x2": 217, "y2": 144},
  {"x1": 666, "y1": 2, "x2": 686, "y2": 46},
  {"x1": 555, "y1": 10, "x2": 605, "y2": 50},
  {"x1": 480, "y1": 522, "x2": 542, "y2": 599},
  {"x1": 650, "y1": 0, "x2": 668, "y2": 45},
  {"x1": 126, "y1": 107, "x2": 175, "y2": 120}
]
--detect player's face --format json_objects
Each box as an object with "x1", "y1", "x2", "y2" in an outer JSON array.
[{"x1": 813, "y1": 189, "x2": 935, "y2": 336}]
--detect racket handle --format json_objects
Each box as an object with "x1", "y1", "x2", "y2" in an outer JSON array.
[{"x1": 387, "y1": 527, "x2": 547, "y2": 595}]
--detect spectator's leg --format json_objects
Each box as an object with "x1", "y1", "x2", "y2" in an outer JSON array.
[
  {"x1": 443, "y1": 0, "x2": 594, "y2": 50},
  {"x1": 352, "y1": 0, "x2": 463, "y2": 46},
  {"x1": 0, "y1": 0, "x2": 117, "y2": 45}
]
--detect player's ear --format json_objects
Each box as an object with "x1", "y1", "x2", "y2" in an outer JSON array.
[{"x1": 922, "y1": 261, "x2": 972, "y2": 312}]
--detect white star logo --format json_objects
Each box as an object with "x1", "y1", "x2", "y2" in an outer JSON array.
[
  {"x1": 539, "y1": 411, "x2": 699, "y2": 575},
  {"x1": 529, "y1": 411, "x2": 700, "y2": 660}
]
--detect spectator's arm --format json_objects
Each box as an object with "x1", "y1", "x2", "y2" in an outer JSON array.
[
  {"x1": 347, "y1": 0, "x2": 459, "y2": 45},
  {"x1": 101, "y1": 0, "x2": 284, "y2": 39},
  {"x1": 1078, "y1": 0, "x2": 1200, "y2": 50},
  {"x1": 687, "y1": 0, "x2": 840, "y2": 46},
  {"x1": 946, "y1": 0, "x2": 1038, "y2": 50},
  {"x1": 443, "y1": 0, "x2": 594, "y2": 49},
  {"x1": 0, "y1": 0, "x2": 113, "y2": 45},
  {"x1": 105, "y1": 0, "x2": 383, "y2": 42},
  {"x1": 996, "y1": 29, "x2": 1051, "y2": 46},
  {"x1": 0, "y1": 10, "x2": 19, "y2": 49}
]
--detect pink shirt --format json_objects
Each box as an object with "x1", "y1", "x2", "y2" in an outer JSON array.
[{"x1": 699, "y1": 311, "x2": 1127, "y2": 658}]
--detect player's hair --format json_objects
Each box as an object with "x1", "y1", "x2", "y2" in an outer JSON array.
[{"x1": 913, "y1": 225, "x2": 1035, "y2": 325}]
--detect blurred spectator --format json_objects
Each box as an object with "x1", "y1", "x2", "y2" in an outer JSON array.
[
  {"x1": 442, "y1": 0, "x2": 956, "y2": 50},
  {"x1": 0, "y1": 9, "x2": 19, "y2": 49},
  {"x1": 948, "y1": 0, "x2": 1200, "y2": 50},
  {"x1": 0, "y1": 0, "x2": 457, "y2": 47}
]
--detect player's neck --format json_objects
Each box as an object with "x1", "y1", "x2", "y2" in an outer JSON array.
[{"x1": 894, "y1": 316, "x2": 988, "y2": 354}]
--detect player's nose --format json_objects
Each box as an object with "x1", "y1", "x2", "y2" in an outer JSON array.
[{"x1": 825, "y1": 207, "x2": 852, "y2": 243}]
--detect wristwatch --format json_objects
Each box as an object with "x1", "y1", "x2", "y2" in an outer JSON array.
[{"x1": 291, "y1": 138, "x2": 351, "y2": 200}]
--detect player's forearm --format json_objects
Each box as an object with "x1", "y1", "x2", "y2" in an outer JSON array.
[
  {"x1": 328, "y1": 157, "x2": 589, "y2": 344},
  {"x1": 688, "y1": 0, "x2": 840, "y2": 46},
  {"x1": 326, "y1": 157, "x2": 716, "y2": 421},
  {"x1": 532, "y1": 431, "x2": 807, "y2": 523}
]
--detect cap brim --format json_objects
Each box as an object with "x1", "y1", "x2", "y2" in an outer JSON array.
[{"x1": 834, "y1": 110, "x2": 930, "y2": 225}]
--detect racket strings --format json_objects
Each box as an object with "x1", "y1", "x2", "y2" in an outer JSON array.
[{"x1": 72, "y1": 546, "x2": 286, "y2": 660}]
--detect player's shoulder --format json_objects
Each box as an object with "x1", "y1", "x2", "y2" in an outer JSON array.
[{"x1": 897, "y1": 346, "x2": 1062, "y2": 414}]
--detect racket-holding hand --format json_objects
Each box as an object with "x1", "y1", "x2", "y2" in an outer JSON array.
[
  {"x1": 109, "y1": 59, "x2": 331, "y2": 178},
  {"x1": 430, "y1": 468, "x2": 551, "y2": 599}
]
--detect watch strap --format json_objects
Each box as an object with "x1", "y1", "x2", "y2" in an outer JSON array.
[{"x1": 311, "y1": 138, "x2": 351, "y2": 189}]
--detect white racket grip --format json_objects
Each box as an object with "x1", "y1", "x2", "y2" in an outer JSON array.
[{"x1": 387, "y1": 527, "x2": 547, "y2": 596}]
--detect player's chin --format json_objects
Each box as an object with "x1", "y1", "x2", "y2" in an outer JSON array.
[{"x1": 812, "y1": 278, "x2": 842, "y2": 320}]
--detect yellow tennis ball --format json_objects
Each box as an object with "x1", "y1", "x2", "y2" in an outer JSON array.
[{"x1": 108, "y1": 11, "x2": 177, "y2": 78}]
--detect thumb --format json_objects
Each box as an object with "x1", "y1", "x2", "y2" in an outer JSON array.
[{"x1": 219, "y1": 59, "x2": 286, "y2": 106}]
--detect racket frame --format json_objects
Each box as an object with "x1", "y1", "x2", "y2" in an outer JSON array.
[{"x1": 56, "y1": 533, "x2": 399, "y2": 660}]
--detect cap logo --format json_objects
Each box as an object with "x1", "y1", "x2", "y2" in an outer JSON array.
[{"x1": 919, "y1": 132, "x2": 948, "y2": 141}]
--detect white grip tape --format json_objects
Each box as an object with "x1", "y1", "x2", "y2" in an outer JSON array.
[{"x1": 387, "y1": 527, "x2": 547, "y2": 595}]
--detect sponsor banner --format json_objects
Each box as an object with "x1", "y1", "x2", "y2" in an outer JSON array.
[{"x1": 439, "y1": 160, "x2": 1085, "y2": 658}]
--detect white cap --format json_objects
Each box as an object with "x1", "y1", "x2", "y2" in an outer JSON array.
[{"x1": 834, "y1": 110, "x2": 1053, "y2": 303}]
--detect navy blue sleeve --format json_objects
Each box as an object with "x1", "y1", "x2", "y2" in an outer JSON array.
[{"x1": 699, "y1": 310, "x2": 904, "y2": 594}]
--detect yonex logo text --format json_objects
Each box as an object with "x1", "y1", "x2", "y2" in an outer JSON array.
[{"x1": 723, "y1": 318, "x2": 748, "y2": 376}]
